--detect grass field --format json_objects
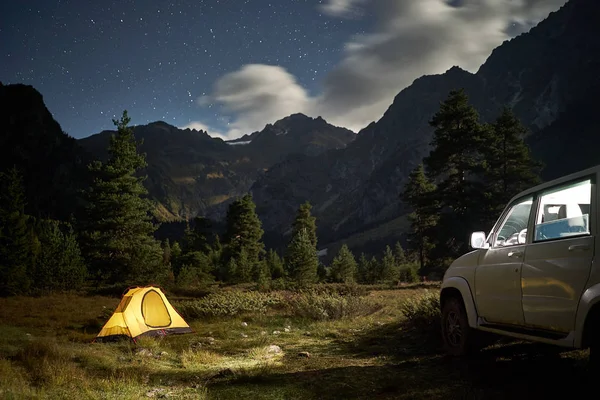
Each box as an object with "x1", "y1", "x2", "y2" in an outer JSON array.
[{"x1": 0, "y1": 285, "x2": 593, "y2": 399}]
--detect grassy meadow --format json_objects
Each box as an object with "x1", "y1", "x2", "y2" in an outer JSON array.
[{"x1": 0, "y1": 284, "x2": 593, "y2": 399}]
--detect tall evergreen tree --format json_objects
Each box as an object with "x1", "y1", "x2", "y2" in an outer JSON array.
[
  {"x1": 80, "y1": 111, "x2": 164, "y2": 284},
  {"x1": 182, "y1": 216, "x2": 213, "y2": 253},
  {"x1": 380, "y1": 245, "x2": 398, "y2": 283},
  {"x1": 235, "y1": 247, "x2": 251, "y2": 283},
  {"x1": 0, "y1": 167, "x2": 32, "y2": 295},
  {"x1": 292, "y1": 201, "x2": 317, "y2": 248},
  {"x1": 330, "y1": 244, "x2": 357, "y2": 283},
  {"x1": 32, "y1": 220, "x2": 87, "y2": 292},
  {"x1": 402, "y1": 164, "x2": 439, "y2": 273},
  {"x1": 357, "y1": 253, "x2": 370, "y2": 284},
  {"x1": 286, "y1": 228, "x2": 318, "y2": 286},
  {"x1": 483, "y1": 107, "x2": 542, "y2": 222},
  {"x1": 368, "y1": 256, "x2": 380, "y2": 284},
  {"x1": 209, "y1": 235, "x2": 223, "y2": 281},
  {"x1": 162, "y1": 239, "x2": 172, "y2": 268},
  {"x1": 424, "y1": 89, "x2": 487, "y2": 256},
  {"x1": 171, "y1": 241, "x2": 183, "y2": 276},
  {"x1": 224, "y1": 193, "x2": 265, "y2": 281},
  {"x1": 394, "y1": 242, "x2": 407, "y2": 266},
  {"x1": 225, "y1": 257, "x2": 238, "y2": 283},
  {"x1": 266, "y1": 248, "x2": 285, "y2": 279}
]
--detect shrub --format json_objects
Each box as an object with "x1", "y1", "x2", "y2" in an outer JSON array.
[
  {"x1": 174, "y1": 290, "x2": 283, "y2": 319},
  {"x1": 286, "y1": 291, "x2": 382, "y2": 320},
  {"x1": 400, "y1": 290, "x2": 441, "y2": 336},
  {"x1": 309, "y1": 283, "x2": 370, "y2": 297},
  {"x1": 399, "y1": 263, "x2": 419, "y2": 283}
]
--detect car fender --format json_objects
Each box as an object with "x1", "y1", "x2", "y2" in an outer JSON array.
[
  {"x1": 574, "y1": 282, "x2": 600, "y2": 347},
  {"x1": 441, "y1": 276, "x2": 478, "y2": 328}
]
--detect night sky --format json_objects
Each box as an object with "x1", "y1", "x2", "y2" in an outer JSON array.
[{"x1": 1, "y1": 0, "x2": 565, "y2": 139}]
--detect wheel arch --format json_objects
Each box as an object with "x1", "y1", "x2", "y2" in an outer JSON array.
[
  {"x1": 440, "y1": 277, "x2": 478, "y2": 328},
  {"x1": 577, "y1": 283, "x2": 600, "y2": 348}
]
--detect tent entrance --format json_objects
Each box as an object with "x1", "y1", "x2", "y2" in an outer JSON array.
[{"x1": 141, "y1": 290, "x2": 172, "y2": 328}]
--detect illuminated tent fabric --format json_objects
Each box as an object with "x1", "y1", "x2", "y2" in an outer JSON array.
[{"x1": 95, "y1": 286, "x2": 193, "y2": 342}]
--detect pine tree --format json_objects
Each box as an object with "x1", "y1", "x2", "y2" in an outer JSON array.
[
  {"x1": 162, "y1": 239, "x2": 172, "y2": 268},
  {"x1": 292, "y1": 201, "x2": 317, "y2": 248},
  {"x1": 424, "y1": 89, "x2": 486, "y2": 256},
  {"x1": 0, "y1": 167, "x2": 32, "y2": 295},
  {"x1": 266, "y1": 249, "x2": 285, "y2": 279},
  {"x1": 255, "y1": 259, "x2": 272, "y2": 289},
  {"x1": 394, "y1": 242, "x2": 407, "y2": 266},
  {"x1": 80, "y1": 111, "x2": 164, "y2": 284},
  {"x1": 357, "y1": 253, "x2": 370, "y2": 283},
  {"x1": 209, "y1": 235, "x2": 223, "y2": 281},
  {"x1": 286, "y1": 228, "x2": 318, "y2": 286},
  {"x1": 175, "y1": 251, "x2": 214, "y2": 287},
  {"x1": 317, "y1": 262, "x2": 328, "y2": 282},
  {"x1": 32, "y1": 220, "x2": 87, "y2": 292},
  {"x1": 171, "y1": 241, "x2": 183, "y2": 276},
  {"x1": 398, "y1": 264, "x2": 419, "y2": 283},
  {"x1": 224, "y1": 193, "x2": 265, "y2": 281},
  {"x1": 483, "y1": 107, "x2": 542, "y2": 222},
  {"x1": 330, "y1": 244, "x2": 357, "y2": 283},
  {"x1": 183, "y1": 216, "x2": 213, "y2": 253},
  {"x1": 226, "y1": 257, "x2": 238, "y2": 283},
  {"x1": 368, "y1": 256, "x2": 380, "y2": 284},
  {"x1": 402, "y1": 164, "x2": 439, "y2": 273},
  {"x1": 235, "y1": 247, "x2": 251, "y2": 283},
  {"x1": 380, "y1": 245, "x2": 399, "y2": 283}
]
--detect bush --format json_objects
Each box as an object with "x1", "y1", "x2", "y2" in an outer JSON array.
[
  {"x1": 398, "y1": 263, "x2": 419, "y2": 283},
  {"x1": 308, "y1": 283, "x2": 370, "y2": 297},
  {"x1": 174, "y1": 290, "x2": 283, "y2": 319},
  {"x1": 400, "y1": 290, "x2": 441, "y2": 336},
  {"x1": 286, "y1": 290, "x2": 382, "y2": 320}
]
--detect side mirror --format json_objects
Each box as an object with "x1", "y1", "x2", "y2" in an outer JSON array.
[{"x1": 470, "y1": 231, "x2": 489, "y2": 249}]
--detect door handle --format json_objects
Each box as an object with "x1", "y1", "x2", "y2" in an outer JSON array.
[
  {"x1": 508, "y1": 251, "x2": 523, "y2": 258},
  {"x1": 568, "y1": 244, "x2": 590, "y2": 252}
]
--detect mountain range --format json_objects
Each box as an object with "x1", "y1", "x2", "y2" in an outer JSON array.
[
  {"x1": 78, "y1": 113, "x2": 355, "y2": 222},
  {"x1": 2, "y1": 0, "x2": 599, "y2": 257}
]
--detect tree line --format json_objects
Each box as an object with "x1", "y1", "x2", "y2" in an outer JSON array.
[
  {"x1": 0, "y1": 90, "x2": 541, "y2": 295},
  {"x1": 402, "y1": 89, "x2": 541, "y2": 277}
]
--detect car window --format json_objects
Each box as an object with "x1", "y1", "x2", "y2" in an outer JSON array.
[
  {"x1": 534, "y1": 179, "x2": 591, "y2": 242},
  {"x1": 493, "y1": 197, "x2": 533, "y2": 248}
]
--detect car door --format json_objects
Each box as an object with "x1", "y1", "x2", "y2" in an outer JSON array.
[
  {"x1": 475, "y1": 196, "x2": 533, "y2": 326},
  {"x1": 521, "y1": 177, "x2": 595, "y2": 333}
]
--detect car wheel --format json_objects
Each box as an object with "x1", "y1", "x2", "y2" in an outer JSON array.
[{"x1": 441, "y1": 297, "x2": 475, "y2": 356}]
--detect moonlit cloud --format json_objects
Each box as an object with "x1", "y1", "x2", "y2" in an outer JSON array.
[
  {"x1": 196, "y1": 0, "x2": 567, "y2": 139},
  {"x1": 316, "y1": 0, "x2": 568, "y2": 131},
  {"x1": 202, "y1": 64, "x2": 312, "y2": 138},
  {"x1": 319, "y1": 0, "x2": 366, "y2": 18}
]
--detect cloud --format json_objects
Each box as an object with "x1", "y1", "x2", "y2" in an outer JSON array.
[
  {"x1": 203, "y1": 64, "x2": 312, "y2": 138},
  {"x1": 180, "y1": 121, "x2": 229, "y2": 140},
  {"x1": 196, "y1": 0, "x2": 566, "y2": 138},
  {"x1": 314, "y1": 0, "x2": 567, "y2": 131},
  {"x1": 319, "y1": 0, "x2": 366, "y2": 18}
]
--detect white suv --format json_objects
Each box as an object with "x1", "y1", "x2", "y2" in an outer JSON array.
[{"x1": 440, "y1": 165, "x2": 599, "y2": 361}]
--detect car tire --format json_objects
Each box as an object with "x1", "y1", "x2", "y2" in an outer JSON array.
[{"x1": 441, "y1": 296, "x2": 476, "y2": 356}]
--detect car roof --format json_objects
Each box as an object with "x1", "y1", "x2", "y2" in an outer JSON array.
[{"x1": 508, "y1": 164, "x2": 599, "y2": 204}]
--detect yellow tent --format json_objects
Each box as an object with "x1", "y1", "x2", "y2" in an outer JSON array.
[{"x1": 95, "y1": 286, "x2": 193, "y2": 342}]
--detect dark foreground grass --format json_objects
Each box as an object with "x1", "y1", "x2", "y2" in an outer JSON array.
[{"x1": 0, "y1": 287, "x2": 593, "y2": 399}]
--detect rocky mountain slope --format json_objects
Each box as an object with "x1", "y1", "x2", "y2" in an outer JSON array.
[
  {"x1": 0, "y1": 82, "x2": 89, "y2": 221},
  {"x1": 79, "y1": 114, "x2": 355, "y2": 220},
  {"x1": 251, "y1": 0, "x2": 600, "y2": 249}
]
